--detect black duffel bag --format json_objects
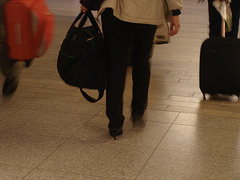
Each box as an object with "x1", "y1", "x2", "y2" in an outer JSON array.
[{"x1": 57, "y1": 11, "x2": 107, "y2": 102}]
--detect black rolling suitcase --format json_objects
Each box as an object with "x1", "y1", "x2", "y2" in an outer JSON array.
[{"x1": 199, "y1": 19, "x2": 240, "y2": 99}]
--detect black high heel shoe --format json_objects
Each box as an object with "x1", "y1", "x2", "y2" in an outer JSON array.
[{"x1": 109, "y1": 127, "x2": 123, "y2": 140}]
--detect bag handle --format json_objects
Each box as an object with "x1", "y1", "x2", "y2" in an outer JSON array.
[
  {"x1": 80, "y1": 88, "x2": 104, "y2": 103},
  {"x1": 71, "y1": 11, "x2": 83, "y2": 26},
  {"x1": 71, "y1": 11, "x2": 101, "y2": 33},
  {"x1": 71, "y1": 11, "x2": 88, "y2": 28},
  {"x1": 85, "y1": 10, "x2": 102, "y2": 33}
]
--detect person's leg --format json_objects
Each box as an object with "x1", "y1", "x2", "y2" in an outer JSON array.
[
  {"x1": 0, "y1": 2, "x2": 21, "y2": 96},
  {"x1": 226, "y1": 0, "x2": 240, "y2": 37},
  {"x1": 0, "y1": 44, "x2": 21, "y2": 95},
  {"x1": 101, "y1": 9, "x2": 131, "y2": 134},
  {"x1": 208, "y1": 0, "x2": 222, "y2": 37},
  {"x1": 131, "y1": 23, "x2": 156, "y2": 122}
]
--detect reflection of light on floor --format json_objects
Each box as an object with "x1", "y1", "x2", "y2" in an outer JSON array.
[{"x1": 204, "y1": 94, "x2": 239, "y2": 102}]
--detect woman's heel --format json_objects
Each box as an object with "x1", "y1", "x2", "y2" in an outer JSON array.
[{"x1": 109, "y1": 127, "x2": 123, "y2": 140}]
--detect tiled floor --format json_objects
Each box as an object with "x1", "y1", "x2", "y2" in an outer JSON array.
[{"x1": 1, "y1": 0, "x2": 240, "y2": 179}]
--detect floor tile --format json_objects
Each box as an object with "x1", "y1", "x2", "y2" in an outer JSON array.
[
  {"x1": 137, "y1": 148, "x2": 240, "y2": 180},
  {"x1": 38, "y1": 137, "x2": 155, "y2": 179},
  {"x1": 62, "y1": 172, "x2": 131, "y2": 180},
  {"x1": 201, "y1": 103, "x2": 240, "y2": 113},
  {"x1": 0, "y1": 96, "x2": 35, "y2": 108},
  {"x1": 0, "y1": 164, "x2": 30, "y2": 180},
  {"x1": 0, "y1": 106, "x2": 19, "y2": 118},
  {"x1": 0, "y1": 109, "x2": 92, "y2": 138},
  {"x1": 23, "y1": 99, "x2": 104, "y2": 115},
  {"x1": 97, "y1": 107, "x2": 132, "y2": 118},
  {"x1": 74, "y1": 115, "x2": 172, "y2": 147},
  {"x1": 141, "y1": 103, "x2": 168, "y2": 111},
  {"x1": 0, "y1": 132, "x2": 65, "y2": 168},
  {"x1": 24, "y1": 168, "x2": 117, "y2": 180},
  {"x1": 158, "y1": 124, "x2": 240, "y2": 157},
  {"x1": 169, "y1": 95, "x2": 203, "y2": 103},
  {"x1": 167, "y1": 105, "x2": 232, "y2": 117},
  {"x1": 13, "y1": 91, "x2": 37, "y2": 98},
  {"x1": 34, "y1": 93, "x2": 83, "y2": 103},
  {"x1": 175, "y1": 113, "x2": 240, "y2": 130},
  {"x1": 143, "y1": 109, "x2": 179, "y2": 123},
  {"x1": 19, "y1": 81, "x2": 48, "y2": 89},
  {"x1": 23, "y1": 169, "x2": 67, "y2": 180},
  {"x1": 18, "y1": 86, "x2": 83, "y2": 97},
  {"x1": 149, "y1": 99, "x2": 200, "y2": 109}
]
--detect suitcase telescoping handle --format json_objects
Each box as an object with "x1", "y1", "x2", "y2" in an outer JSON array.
[
  {"x1": 219, "y1": 0, "x2": 230, "y2": 38},
  {"x1": 212, "y1": 0, "x2": 229, "y2": 38},
  {"x1": 221, "y1": 18, "x2": 225, "y2": 38}
]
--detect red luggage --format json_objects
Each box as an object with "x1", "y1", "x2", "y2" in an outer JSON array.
[{"x1": 4, "y1": 0, "x2": 54, "y2": 60}]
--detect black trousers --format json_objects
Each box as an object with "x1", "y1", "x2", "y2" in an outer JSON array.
[
  {"x1": 208, "y1": 0, "x2": 240, "y2": 37},
  {"x1": 101, "y1": 9, "x2": 156, "y2": 128}
]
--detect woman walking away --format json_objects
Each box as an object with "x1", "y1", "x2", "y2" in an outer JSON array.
[{"x1": 80, "y1": 0, "x2": 183, "y2": 139}]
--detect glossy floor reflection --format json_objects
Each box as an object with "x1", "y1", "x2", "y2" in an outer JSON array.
[{"x1": 1, "y1": 0, "x2": 240, "y2": 179}]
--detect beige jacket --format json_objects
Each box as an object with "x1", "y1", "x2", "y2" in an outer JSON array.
[{"x1": 98, "y1": 0, "x2": 183, "y2": 25}]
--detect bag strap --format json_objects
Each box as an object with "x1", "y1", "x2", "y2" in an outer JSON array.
[
  {"x1": 71, "y1": 11, "x2": 101, "y2": 33},
  {"x1": 71, "y1": 11, "x2": 88, "y2": 28},
  {"x1": 80, "y1": 88, "x2": 104, "y2": 103},
  {"x1": 71, "y1": 11, "x2": 83, "y2": 26},
  {"x1": 85, "y1": 10, "x2": 102, "y2": 33}
]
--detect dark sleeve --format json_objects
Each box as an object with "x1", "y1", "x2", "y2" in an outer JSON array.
[
  {"x1": 80, "y1": 0, "x2": 101, "y2": 10},
  {"x1": 79, "y1": 0, "x2": 95, "y2": 8},
  {"x1": 172, "y1": 10, "x2": 181, "y2": 16}
]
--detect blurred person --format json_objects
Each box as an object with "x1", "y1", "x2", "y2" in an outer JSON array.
[
  {"x1": 80, "y1": 0, "x2": 182, "y2": 139},
  {"x1": 0, "y1": 0, "x2": 22, "y2": 95},
  {"x1": 199, "y1": 0, "x2": 240, "y2": 37}
]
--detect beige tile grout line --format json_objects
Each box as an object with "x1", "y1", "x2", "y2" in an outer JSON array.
[
  {"x1": 20, "y1": 114, "x2": 96, "y2": 180},
  {"x1": 135, "y1": 112, "x2": 181, "y2": 180}
]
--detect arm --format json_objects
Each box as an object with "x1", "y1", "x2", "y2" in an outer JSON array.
[
  {"x1": 165, "y1": 0, "x2": 182, "y2": 36},
  {"x1": 80, "y1": 0, "x2": 95, "y2": 9},
  {"x1": 80, "y1": 0, "x2": 102, "y2": 11},
  {"x1": 80, "y1": 4, "x2": 88, "y2": 13},
  {"x1": 169, "y1": 14, "x2": 180, "y2": 36}
]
